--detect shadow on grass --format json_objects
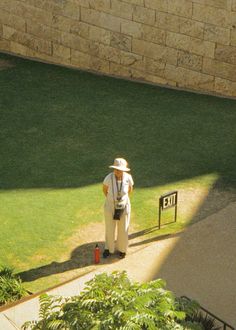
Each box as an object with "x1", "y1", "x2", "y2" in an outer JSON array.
[
  {"x1": 17, "y1": 229, "x2": 180, "y2": 283},
  {"x1": 1, "y1": 52, "x2": 236, "y2": 290},
  {"x1": 0, "y1": 52, "x2": 236, "y2": 191},
  {"x1": 17, "y1": 241, "x2": 107, "y2": 282}
]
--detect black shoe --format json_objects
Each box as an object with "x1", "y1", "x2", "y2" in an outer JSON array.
[
  {"x1": 103, "y1": 249, "x2": 110, "y2": 258},
  {"x1": 119, "y1": 252, "x2": 126, "y2": 259}
]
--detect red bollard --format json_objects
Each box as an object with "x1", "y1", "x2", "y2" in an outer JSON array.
[{"x1": 94, "y1": 244, "x2": 100, "y2": 264}]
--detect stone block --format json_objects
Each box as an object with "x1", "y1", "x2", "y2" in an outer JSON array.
[
  {"x1": 90, "y1": 56, "x2": 110, "y2": 74},
  {"x1": 0, "y1": 38, "x2": 11, "y2": 51},
  {"x1": 128, "y1": 67, "x2": 147, "y2": 81},
  {"x1": 193, "y1": 3, "x2": 230, "y2": 28},
  {"x1": 231, "y1": 29, "x2": 236, "y2": 46},
  {"x1": 165, "y1": 64, "x2": 215, "y2": 90},
  {"x1": 0, "y1": 9, "x2": 26, "y2": 32},
  {"x1": 233, "y1": 0, "x2": 236, "y2": 11},
  {"x1": 110, "y1": 32, "x2": 132, "y2": 51},
  {"x1": 2, "y1": 25, "x2": 15, "y2": 40},
  {"x1": 121, "y1": 20, "x2": 143, "y2": 38},
  {"x1": 132, "y1": 38, "x2": 178, "y2": 65},
  {"x1": 89, "y1": 25, "x2": 111, "y2": 45},
  {"x1": 166, "y1": 31, "x2": 215, "y2": 58},
  {"x1": 155, "y1": 12, "x2": 180, "y2": 33},
  {"x1": 5, "y1": 26, "x2": 52, "y2": 55},
  {"x1": 215, "y1": 44, "x2": 236, "y2": 65},
  {"x1": 120, "y1": 50, "x2": 143, "y2": 66},
  {"x1": 203, "y1": 57, "x2": 236, "y2": 81},
  {"x1": 62, "y1": 1, "x2": 81, "y2": 20},
  {"x1": 10, "y1": 41, "x2": 29, "y2": 56},
  {"x1": 71, "y1": 49, "x2": 90, "y2": 68},
  {"x1": 178, "y1": 51, "x2": 203, "y2": 71},
  {"x1": 21, "y1": 0, "x2": 62, "y2": 14},
  {"x1": 145, "y1": 73, "x2": 177, "y2": 87},
  {"x1": 144, "y1": 0, "x2": 168, "y2": 11},
  {"x1": 142, "y1": 25, "x2": 166, "y2": 45},
  {"x1": 215, "y1": 77, "x2": 236, "y2": 97},
  {"x1": 167, "y1": 0, "x2": 193, "y2": 18},
  {"x1": 110, "y1": 0, "x2": 133, "y2": 20},
  {"x1": 132, "y1": 5, "x2": 155, "y2": 25},
  {"x1": 99, "y1": 44, "x2": 121, "y2": 63},
  {"x1": 123, "y1": 0, "x2": 144, "y2": 5},
  {"x1": 190, "y1": 38, "x2": 215, "y2": 58},
  {"x1": 71, "y1": 49, "x2": 110, "y2": 73},
  {"x1": 179, "y1": 18, "x2": 204, "y2": 39},
  {"x1": 1, "y1": 0, "x2": 53, "y2": 26},
  {"x1": 230, "y1": 12, "x2": 236, "y2": 29},
  {"x1": 85, "y1": 0, "x2": 110, "y2": 12},
  {"x1": 81, "y1": 7, "x2": 121, "y2": 32},
  {"x1": 76, "y1": 0, "x2": 90, "y2": 8},
  {"x1": 204, "y1": 24, "x2": 230, "y2": 45},
  {"x1": 51, "y1": 15, "x2": 72, "y2": 33},
  {"x1": 29, "y1": 0, "x2": 80, "y2": 20},
  {"x1": 62, "y1": 32, "x2": 100, "y2": 56},
  {"x1": 70, "y1": 21, "x2": 90, "y2": 39},
  {"x1": 204, "y1": 0, "x2": 231, "y2": 10},
  {"x1": 53, "y1": 43, "x2": 71, "y2": 60},
  {"x1": 27, "y1": 20, "x2": 62, "y2": 43},
  {"x1": 144, "y1": 57, "x2": 166, "y2": 76},
  {"x1": 109, "y1": 62, "x2": 132, "y2": 77}
]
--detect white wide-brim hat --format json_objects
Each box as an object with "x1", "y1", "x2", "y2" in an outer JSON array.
[{"x1": 109, "y1": 158, "x2": 130, "y2": 172}]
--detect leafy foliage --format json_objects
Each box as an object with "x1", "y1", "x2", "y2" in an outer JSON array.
[
  {"x1": 0, "y1": 266, "x2": 28, "y2": 305},
  {"x1": 185, "y1": 311, "x2": 221, "y2": 330},
  {"x1": 23, "y1": 271, "x2": 202, "y2": 330}
]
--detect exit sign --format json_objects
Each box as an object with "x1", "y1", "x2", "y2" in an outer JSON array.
[
  {"x1": 161, "y1": 191, "x2": 177, "y2": 210},
  {"x1": 158, "y1": 191, "x2": 178, "y2": 229}
]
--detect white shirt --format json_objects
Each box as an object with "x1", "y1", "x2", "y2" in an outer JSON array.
[{"x1": 103, "y1": 172, "x2": 134, "y2": 203}]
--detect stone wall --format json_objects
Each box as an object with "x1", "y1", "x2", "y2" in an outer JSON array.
[{"x1": 1, "y1": 0, "x2": 236, "y2": 98}]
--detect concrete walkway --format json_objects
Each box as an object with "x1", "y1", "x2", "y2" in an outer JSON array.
[{"x1": 1, "y1": 201, "x2": 236, "y2": 329}]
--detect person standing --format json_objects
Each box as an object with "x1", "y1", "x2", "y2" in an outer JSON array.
[{"x1": 102, "y1": 158, "x2": 134, "y2": 259}]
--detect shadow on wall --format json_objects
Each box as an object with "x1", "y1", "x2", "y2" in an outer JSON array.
[{"x1": 0, "y1": 52, "x2": 236, "y2": 191}]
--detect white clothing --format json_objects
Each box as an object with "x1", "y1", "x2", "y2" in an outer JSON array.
[{"x1": 103, "y1": 172, "x2": 134, "y2": 254}]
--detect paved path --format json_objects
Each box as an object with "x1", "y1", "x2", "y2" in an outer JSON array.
[{"x1": 1, "y1": 201, "x2": 236, "y2": 329}]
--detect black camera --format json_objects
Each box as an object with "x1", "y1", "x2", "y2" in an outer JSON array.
[{"x1": 113, "y1": 208, "x2": 124, "y2": 220}]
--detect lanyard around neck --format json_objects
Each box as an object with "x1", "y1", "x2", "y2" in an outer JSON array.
[{"x1": 112, "y1": 173, "x2": 123, "y2": 200}]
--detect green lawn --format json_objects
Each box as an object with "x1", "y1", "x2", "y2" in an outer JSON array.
[{"x1": 0, "y1": 52, "x2": 236, "y2": 292}]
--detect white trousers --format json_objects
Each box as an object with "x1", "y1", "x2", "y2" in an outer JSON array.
[{"x1": 104, "y1": 201, "x2": 131, "y2": 254}]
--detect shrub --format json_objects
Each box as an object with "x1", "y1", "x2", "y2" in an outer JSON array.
[
  {"x1": 23, "y1": 271, "x2": 203, "y2": 330},
  {"x1": 0, "y1": 266, "x2": 28, "y2": 306}
]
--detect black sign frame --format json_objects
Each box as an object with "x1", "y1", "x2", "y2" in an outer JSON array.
[{"x1": 158, "y1": 191, "x2": 178, "y2": 229}]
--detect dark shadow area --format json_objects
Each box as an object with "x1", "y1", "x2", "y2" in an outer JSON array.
[
  {"x1": 17, "y1": 241, "x2": 114, "y2": 282},
  {"x1": 0, "y1": 52, "x2": 236, "y2": 190},
  {"x1": 17, "y1": 228, "x2": 181, "y2": 283},
  {"x1": 129, "y1": 231, "x2": 181, "y2": 248},
  {"x1": 191, "y1": 182, "x2": 236, "y2": 224},
  {"x1": 150, "y1": 186, "x2": 236, "y2": 326},
  {"x1": 128, "y1": 225, "x2": 161, "y2": 240}
]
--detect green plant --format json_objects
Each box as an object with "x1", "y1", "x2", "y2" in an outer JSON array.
[
  {"x1": 23, "y1": 271, "x2": 202, "y2": 330},
  {"x1": 186, "y1": 311, "x2": 221, "y2": 330},
  {"x1": 0, "y1": 266, "x2": 28, "y2": 305}
]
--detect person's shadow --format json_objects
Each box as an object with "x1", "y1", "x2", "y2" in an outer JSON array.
[
  {"x1": 18, "y1": 241, "x2": 111, "y2": 282},
  {"x1": 17, "y1": 227, "x2": 171, "y2": 283}
]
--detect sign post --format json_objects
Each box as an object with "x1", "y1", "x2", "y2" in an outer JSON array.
[{"x1": 159, "y1": 191, "x2": 178, "y2": 229}]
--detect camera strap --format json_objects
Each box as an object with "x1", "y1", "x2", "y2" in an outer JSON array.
[{"x1": 112, "y1": 173, "x2": 123, "y2": 207}]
